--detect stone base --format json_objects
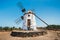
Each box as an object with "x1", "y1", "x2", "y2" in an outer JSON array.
[{"x1": 10, "y1": 30, "x2": 47, "y2": 37}]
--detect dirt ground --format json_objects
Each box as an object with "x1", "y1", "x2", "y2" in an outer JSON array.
[{"x1": 0, "y1": 30, "x2": 60, "y2": 40}]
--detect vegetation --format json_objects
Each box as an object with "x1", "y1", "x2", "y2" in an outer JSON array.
[
  {"x1": 37, "y1": 25, "x2": 60, "y2": 30},
  {"x1": 0, "y1": 25, "x2": 60, "y2": 31},
  {"x1": 46, "y1": 25, "x2": 60, "y2": 30},
  {"x1": 0, "y1": 26, "x2": 22, "y2": 31}
]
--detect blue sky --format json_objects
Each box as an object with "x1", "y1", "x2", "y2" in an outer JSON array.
[{"x1": 0, "y1": 0, "x2": 60, "y2": 27}]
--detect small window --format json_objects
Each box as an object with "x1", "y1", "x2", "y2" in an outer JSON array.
[{"x1": 28, "y1": 15, "x2": 30, "y2": 17}]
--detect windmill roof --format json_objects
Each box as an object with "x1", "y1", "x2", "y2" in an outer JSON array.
[{"x1": 24, "y1": 13, "x2": 34, "y2": 16}]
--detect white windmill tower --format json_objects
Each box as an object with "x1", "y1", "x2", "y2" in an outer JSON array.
[
  {"x1": 22, "y1": 10, "x2": 37, "y2": 30},
  {"x1": 16, "y1": 2, "x2": 48, "y2": 31}
]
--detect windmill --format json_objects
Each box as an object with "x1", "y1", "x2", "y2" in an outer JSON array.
[{"x1": 15, "y1": 2, "x2": 49, "y2": 30}]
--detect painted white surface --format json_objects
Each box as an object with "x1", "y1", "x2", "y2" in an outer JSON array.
[{"x1": 22, "y1": 11, "x2": 37, "y2": 30}]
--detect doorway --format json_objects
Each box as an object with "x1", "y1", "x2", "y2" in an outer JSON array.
[{"x1": 27, "y1": 19, "x2": 31, "y2": 30}]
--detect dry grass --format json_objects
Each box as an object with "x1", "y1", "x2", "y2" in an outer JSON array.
[{"x1": 0, "y1": 30, "x2": 60, "y2": 40}]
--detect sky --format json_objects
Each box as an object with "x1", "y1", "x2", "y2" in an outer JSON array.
[{"x1": 0, "y1": 0, "x2": 60, "y2": 27}]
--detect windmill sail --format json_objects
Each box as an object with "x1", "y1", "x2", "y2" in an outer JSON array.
[
  {"x1": 15, "y1": 17, "x2": 22, "y2": 24},
  {"x1": 17, "y1": 2, "x2": 26, "y2": 13},
  {"x1": 33, "y1": 13, "x2": 48, "y2": 26}
]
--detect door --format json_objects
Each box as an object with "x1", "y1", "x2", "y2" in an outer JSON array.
[
  {"x1": 27, "y1": 19, "x2": 31, "y2": 30},
  {"x1": 27, "y1": 19, "x2": 31, "y2": 27}
]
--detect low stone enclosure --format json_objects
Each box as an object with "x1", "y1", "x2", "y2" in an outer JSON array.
[{"x1": 10, "y1": 30, "x2": 47, "y2": 37}]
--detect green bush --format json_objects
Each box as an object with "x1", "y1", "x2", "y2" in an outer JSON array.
[
  {"x1": 3, "y1": 26, "x2": 10, "y2": 31},
  {"x1": 0, "y1": 26, "x2": 22, "y2": 31},
  {"x1": 46, "y1": 25, "x2": 60, "y2": 30},
  {"x1": 0, "y1": 26, "x2": 3, "y2": 30}
]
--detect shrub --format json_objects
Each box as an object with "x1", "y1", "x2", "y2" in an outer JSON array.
[{"x1": 46, "y1": 25, "x2": 60, "y2": 30}]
